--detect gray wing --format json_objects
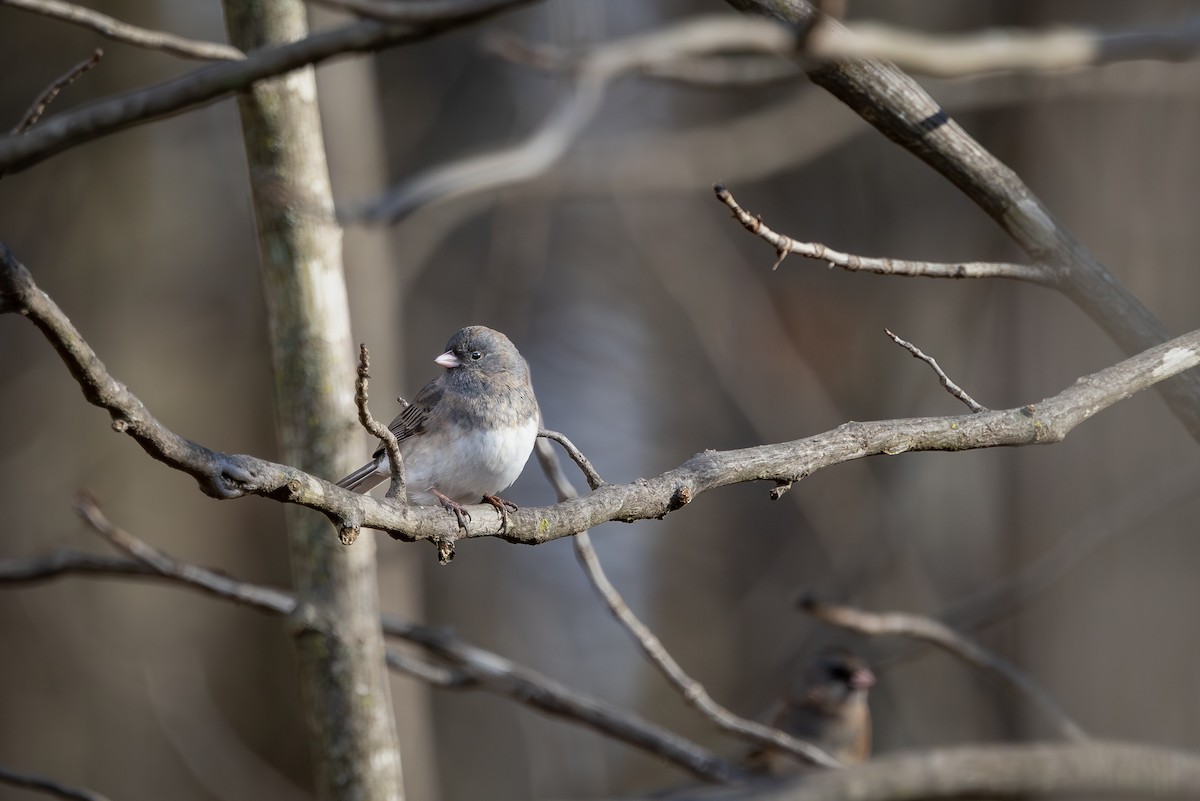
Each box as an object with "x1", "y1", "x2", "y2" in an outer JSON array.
[{"x1": 336, "y1": 378, "x2": 440, "y2": 492}]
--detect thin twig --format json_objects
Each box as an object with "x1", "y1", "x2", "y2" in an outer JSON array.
[
  {"x1": 533, "y1": 438, "x2": 839, "y2": 768},
  {"x1": 885, "y1": 328, "x2": 986, "y2": 413},
  {"x1": 714, "y1": 184, "x2": 1052, "y2": 283},
  {"x1": 0, "y1": 0, "x2": 244, "y2": 61},
  {"x1": 355, "y1": 344, "x2": 405, "y2": 505},
  {"x1": 0, "y1": 765, "x2": 113, "y2": 801},
  {"x1": 801, "y1": 596, "x2": 1087, "y2": 742},
  {"x1": 38, "y1": 498, "x2": 735, "y2": 783},
  {"x1": 538, "y1": 429, "x2": 605, "y2": 489},
  {"x1": 11, "y1": 48, "x2": 103, "y2": 135}
]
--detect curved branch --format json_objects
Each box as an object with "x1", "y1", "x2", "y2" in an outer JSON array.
[
  {"x1": 3, "y1": 242, "x2": 1200, "y2": 549},
  {"x1": 725, "y1": 0, "x2": 1200, "y2": 441},
  {"x1": 1, "y1": 0, "x2": 245, "y2": 61},
  {"x1": 0, "y1": 541, "x2": 736, "y2": 784},
  {"x1": 345, "y1": 15, "x2": 794, "y2": 223},
  {"x1": 801, "y1": 597, "x2": 1086, "y2": 742},
  {"x1": 0, "y1": 0, "x2": 536, "y2": 175},
  {"x1": 0, "y1": 765, "x2": 112, "y2": 801}
]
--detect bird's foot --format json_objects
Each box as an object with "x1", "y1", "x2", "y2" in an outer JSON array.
[
  {"x1": 481, "y1": 494, "x2": 518, "y2": 532},
  {"x1": 431, "y1": 488, "x2": 472, "y2": 531}
]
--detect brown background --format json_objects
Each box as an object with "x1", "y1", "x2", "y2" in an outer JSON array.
[{"x1": 2, "y1": 1, "x2": 1199, "y2": 799}]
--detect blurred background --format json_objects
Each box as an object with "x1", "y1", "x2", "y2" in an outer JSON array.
[{"x1": 2, "y1": 1, "x2": 1200, "y2": 799}]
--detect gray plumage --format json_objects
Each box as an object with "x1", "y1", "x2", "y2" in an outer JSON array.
[{"x1": 337, "y1": 326, "x2": 540, "y2": 507}]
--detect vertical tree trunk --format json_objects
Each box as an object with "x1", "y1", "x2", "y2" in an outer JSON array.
[{"x1": 220, "y1": 2, "x2": 405, "y2": 799}]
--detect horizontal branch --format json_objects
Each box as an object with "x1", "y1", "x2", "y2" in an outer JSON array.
[
  {"x1": 725, "y1": 0, "x2": 1200, "y2": 441},
  {"x1": 774, "y1": 742, "x2": 1200, "y2": 801},
  {"x1": 714, "y1": 184, "x2": 1053, "y2": 283},
  {"x1": 1, "y1": 0, "x2": 245, "y2": 61},
  {"x1": 0, "y1": 532, "x2": 735, "y2": 784},
  {"x1": 308, "y1": 0, "x2": 540, "y2": 23},
  {"x1": 346, "y1": 15, "x2": 795, "y2": 223},
  {"x1": 4, "y1": 241, "x2": 1200, "y2": 549},
  {"x1": 0, "y1": 764, "x2": 112, "y2": 801},
  {"x1": 806, "y1": 14, "x2": 1200, "y2": 78},
  {"x1": 0, "y1": 0, "x2": 535, "y2": 175},
  {"x1": 801, "y1": 597, "x2": 1086, "y2": 742}
]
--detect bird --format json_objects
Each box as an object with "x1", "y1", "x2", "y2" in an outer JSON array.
[
  {"x1": 336, "y1": 325, "x2": 540, "y2": 529},
  {"x1": 750, "y1": 648, "x2": 874, "y2": 774}
]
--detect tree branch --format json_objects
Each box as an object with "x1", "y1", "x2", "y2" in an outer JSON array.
[
  {"x1": 10, "y1": 48, "x2": 104, "y2": 135},
  {"x1": 884, "y1": 329, "x2": 986, "y2": 413},
  {"x1": 354, "y1": 344, "x2": 406, "y2": 509},
  {"x1": 0, "y1": 0, "x2": 536, "y2": 175},
  {"x1": 713, "y1": 184, "x2": 1052, "y2": 284},
  {"x1": 4, "y1": 241, "x2": 1199, "y2": 549},
  {"x1": 1, "y1": 0, "x2": 245, "y2": 61},
  {"x1": 801, "y1": 596, "x2": 1086, "y2": 742},
  {"x1": 307, "y1": 0, "x2": 540, "y2": 23},
  {"x1": 804, "y1": 14, "x2": 1200, "y2": 78},
  {"x1": 725, "y1": 0, "x2": 1200, "y2": 442},
  {"x1": 344, "y1": 15, "x2": 795, "y2": 223},
  {"x1": 538, "y1": 438, "x2": 839, "y2": 768},
  {"x1": 0, "y1": 765, "x2": 112, "y2": 801},
  {"x1": 0, "y1": 540, "x2": 736, "y2": 784},
  {"x1": 766, "y1": 742, "x2": 1200, "y2": 801}
]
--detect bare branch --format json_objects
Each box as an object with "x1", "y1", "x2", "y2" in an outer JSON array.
[
  {"x1": 355, "y1": 344, "x2": 405, "y2": 509},
  {"x1": 308, "y1": 0, "x2": 540, "y2": 23},
  {"x1": 577, "y1": 530, "x2": 841, "y2": 768},
  {"x1": 714, "y1": 184, "x2": 1051, "y2": 283},
  {"x1": 534, "y1": 439, "x2": 837, "y2": 769},
  {"x1": 346, "y1": 15, "x2": 795, "y2": 223},
  {"x1": 0, "y1": 0, "x2": 245, "y2": 61},
  {"x1": 801, "y1": 596, "x2": 1087, "y2": 742},
  {"x1": 538, "y1": 429, "x2": 606, "y2": 490},
  {"x1": 382, "y1": 608, "x2": 738, "y2": 783},
  {"x1": 0, "y1": 765, "x2": 112, "y2": 801},
  {"x1": 760, "y1": 742, "x2": 1200, "y2": 801},
  {"x1": 11, "y1": 48, "x2": 104, "y2": 135},
  {"x1": 0, "y1": 1, "x2": 535, "y2": 176},
  {"x1": 0, "y1": 544, "x2": 735, "y2": 784},
  {"x1": 806, "y1": 15, "x2": 1200, "y2": 78},
  {"x1": 4, "y1": 242, "x2": 1200, "y2": 549},
  {"x1": 725, "y1": 0, "x2": 1200, "y2": 441},
  {"x1": 884, "y1": 329, "x2": 986, "y2": 413}
]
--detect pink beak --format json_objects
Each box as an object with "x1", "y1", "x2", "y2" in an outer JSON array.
[
  {"x1": 435, "y1": 350, "x2": 460, "y2": 369},
  {"x1": 851, "y1": 668, "x2": 876, "y2": 690}
]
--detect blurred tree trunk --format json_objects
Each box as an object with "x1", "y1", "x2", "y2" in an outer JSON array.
[{"x1": 221, "y1": 2, "x2": 405, "y2": 799}]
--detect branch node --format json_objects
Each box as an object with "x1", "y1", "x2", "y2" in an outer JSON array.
[
  {"x1": 436, "y1": 537, "x2": 456, "y2": 565},
  {"x1": 339, "y1": 524, "x2": 361, "y2": 546},
  {"x1": 770, "y1": 479, "x2": 794, "y2": 500}
]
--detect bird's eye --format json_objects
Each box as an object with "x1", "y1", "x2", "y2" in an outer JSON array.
[{"x1": 470, "y1": 351, "x2": 483, "y2": 361}]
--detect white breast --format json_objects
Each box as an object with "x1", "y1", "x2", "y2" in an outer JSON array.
[{"x1": 398, "y1": 416, "x2": 539, "y2": 506}]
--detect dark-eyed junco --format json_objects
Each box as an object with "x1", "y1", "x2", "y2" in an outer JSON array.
[
  {"x1": 337, "y1": 326, "x2": 540, "y2": 528},
  {"x1": 751, "y1": 648, "x2": 874, "y2": 774}
]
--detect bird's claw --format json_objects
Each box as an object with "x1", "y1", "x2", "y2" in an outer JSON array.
[
  {"x1": 432, "y1": 488, "x2": 471, "y2": 531},
  {"x1": 481, "y1": 494, "x2": 518, "y2": 532}
]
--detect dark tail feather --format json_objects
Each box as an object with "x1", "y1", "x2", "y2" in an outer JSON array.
[{"x1": 336, "y1": 460, "x2": 386, "y2": 494}]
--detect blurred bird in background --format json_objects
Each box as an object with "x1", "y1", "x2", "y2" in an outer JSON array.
[{"x1": 749, "y1": 648, "x2": 874, "y2": 775}]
